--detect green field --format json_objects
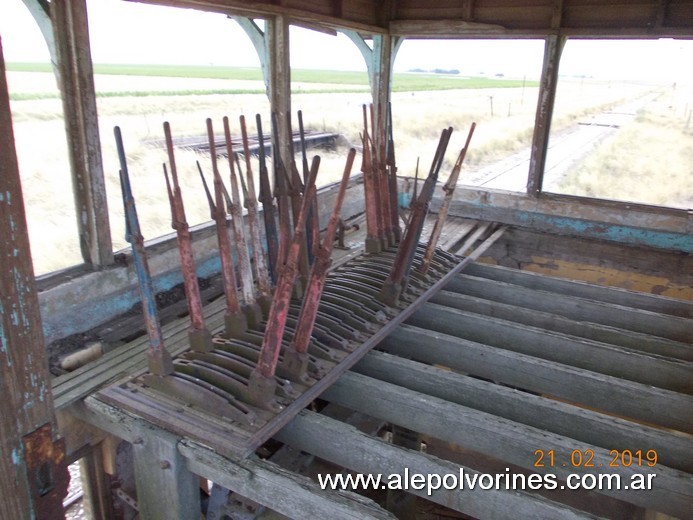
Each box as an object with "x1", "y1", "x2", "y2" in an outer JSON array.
[{"x1": 7, "y1": 62, "x2": 538, "y2": 100}]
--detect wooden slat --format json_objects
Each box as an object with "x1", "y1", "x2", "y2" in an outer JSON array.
[
  {"x1": 321, "y1": 372, "x2": 692, "y2": 518},
  {"x1": 447, "y1": 274, "x2": 692, "y2": 343},
  {"x1": 275, "y1": 410, "x2": 600, "y2": 520},
  {"x1": 380, "y1": 325, "x2": 693, "y2": 432},
  {"x1": 431, "y1": 290, "x2": 693, "y2": 361},
  {"x1": 355, "y1": 351, "x2": 693, "y2": 472},
  {"x1": 408, "y1": 302, "x2": 693, "y2": 393},
  {"x1": 73, "y1": 397, "x2": 395, "y2": 520},
  {"x1": 466, "y1": 262, "x2": 693, "y2": 318}
]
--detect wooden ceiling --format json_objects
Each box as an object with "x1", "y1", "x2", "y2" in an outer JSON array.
[{"x1": 134, "y1": 0, "x2": 693, "y2": 38}]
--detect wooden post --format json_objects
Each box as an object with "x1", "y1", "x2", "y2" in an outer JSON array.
[
  {"x1": 0, "y1": 35, "x2": 69, "y2": 519},
  {"x1": 527, "y1": 34, "x2": 566, "y2": 195},
  {"x1": 268, "y1": 15, "x2": 293, "y2": 166},
  {"x1": 132, "y1": 433, "x2": 200, "y2": 520},
  {"x1": 51, "y1": 0, "x2": 113, "y2": 267}
]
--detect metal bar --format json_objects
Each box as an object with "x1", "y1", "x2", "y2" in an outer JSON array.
[
  {"x1": 238, "y1": 115, "x2": 272, "y2": 304},
  {"x1": 221, "y1": 117, "x2": 257, "y2": 314},
  {"x1": 256, "y1": 114, "x2": 280, "y2": 284},
  {"x1": 163, "y1": 121, "x2": 212, "y2": 352},
  {"x1": 283, "y1": 149, "x2": 357, "y2": 378},
  {"x1": 386, "y1": 102, "x2": 401, "y2": 242},
  {"x1": 298, "y1": 110, "x2": 316, "y2": 264},
  {"x1": 115, "y1": 127, "x2": 174, "y2": 376},
  {"x1": 361, "y1": 104, "x2": 382, "y2": 253},
  {"x1": 271, "y1": 111, "x2": 294, "y2": 266},
  {"x1": 380, "y1": 127, "x2": 452, "y2": 305},
  {"x1": 249, "y1": 157, "x2": 321, "y2": 408},
  {"x1": 419, "y1": 122, "x2": 477, "y2": 275},
  {"x1": 204, "y1": 118, "x2": 247, "y2": 336}
]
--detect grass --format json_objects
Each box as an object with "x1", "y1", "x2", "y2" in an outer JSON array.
[
  {"x1": 7, "y1": 62, "x2": 537, "y2": 101},
  {"x1": 555, "y1": 90, "x2": 693, "y2": 208},
  {"x1": 6, "y1": 64, "x2": 686, "y2": 275}
]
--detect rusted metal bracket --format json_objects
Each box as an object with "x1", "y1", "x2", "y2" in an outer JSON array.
[{"x1": 22, "y1": 424, "x2": 70, "y2": 520}]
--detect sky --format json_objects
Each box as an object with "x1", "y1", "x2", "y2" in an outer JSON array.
[{"x1": 1, "y1": 0, "x2": 692, "y2": 82}]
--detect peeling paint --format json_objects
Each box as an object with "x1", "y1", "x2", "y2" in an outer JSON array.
[{"x1": 11, "y1": 448, "x2": 21, "y2": 466}]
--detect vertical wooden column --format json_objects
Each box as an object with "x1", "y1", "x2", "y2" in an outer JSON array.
[
  {"x1": 267, "y1": 15, "x2": 293, "y2": 165},
  {"x1": 527, "y1": 34, "x2": 566, "y2": 196},
  {"x1": 132, "y1": 433, "x2": 200, "y2": 520},
  {"x1": 51, "y1": 0, "x2": 113, "y2": 267},
  {"x1": 0, "y1": 35, "x2": 69, "y2": 519}
]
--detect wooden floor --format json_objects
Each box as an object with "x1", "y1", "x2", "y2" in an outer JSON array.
[{"x1": 58, "y1": 216, "x2": 693, "y2": 519}]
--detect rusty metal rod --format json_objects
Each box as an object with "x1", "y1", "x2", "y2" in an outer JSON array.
[
  {"x1": 239, "y1": 115, "x2": 272, "y2": 303},
  {"x1": 255, "y1": 114, "x2": 279, "y2": 284},
  {"x1": 270, "y1": 111, "x2": 294, "y2": 267},
  {"x1": 291, "y1": 148, "x2": 356, "y2": 356},
  {"x1": 254, "y1": 155, "x2": 320, "y2": 380},
  {"x1": 419, "y1": 122, "x2": 477, "y2": 276},
  {"x1": 297, "y1": 110, "x2": 317, "y2": 266},
  {"x1": 222, "y1": 117, "x2": 258, "y2": 317},
  {"x1": 380, "y1": 127, "x2": 452, "y2": 306},
  {"x1": 115, "y1": 126, "x2": 173, "y2": 376},
  {"x1": 361, "y1": 104, "x2": 382, "y2": 253},
  {"x1": 203, "y1": 118, "x2": 247, "y2": 336},
  {"x1": 163, "y1": 122, "x2": 212, "y2": 351},
  {"x1": 375, "y1": 103, "x2": 394, "y2": 247},
  {"x1": 386, "y1": 102, "x2": 402, "y2": 242}
]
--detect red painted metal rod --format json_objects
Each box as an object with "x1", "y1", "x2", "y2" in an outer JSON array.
[
  {"x1": 386, "y1": 102, "x2": 402, "y2": 241},
  {"x1": 361, "y1": 104, "x2": 382, "y2": 252},
  {"x1": 375, "y1": 103, "x2": 394, "y2": 246},
  {"x1": 291, "y1": 148, "x2": 357, "y2": 355},
  {"x1": 255, "y1": 156, "x2": 321, "y2": 379},
  {"x1": 204, "y1": 118, "x2": 243, "y2": 316},
  {"x1": 270, "y1": 111, "x2": 295, "y2": 267},
  {"x1": 238, "y1": 115, "x2": 272, "y2": 301},
  {"x1": 419, "y1": 122, "x2": 477, "y2": 275},
  {"x1": 163, "y1": 122, "x2": 207, "y2": 334},
  {"x1": 255, "y1": 114, "x2": 279, "y2": 284},
  {"x1": 222, "y1": 116, "x2": 256, "y2": 308}
]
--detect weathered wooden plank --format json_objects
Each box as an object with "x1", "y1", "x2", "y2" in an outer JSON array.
[
  {"x1": 355, "y1": 351, "x2": 693, "y2": 473},
  {"x1": 430, "y1": 290, "x2": 693, "y2": 361},
  {"x1": 447, "y1": 274, "x2": 692, "y2": 343},
  {"x1": 527, "y1": 34, "x2": 565, "y2": 195},
  {"x1": 275, "y1": 410, "x2": 600, "y2": 520},
  {"x1": 321, "y1": 372, "x2": 693, "y2": 517},
  {"x1": 380, "y1": 325, "x2": 693, "y2": 432},
  {"x1": 0, "y1": 35, "x2": 67, "y2": 519},
  {"x1": 73, "y1": 397, "x2": 395, "y2": 520},
  {"x1": 51, "y1": 0, "x2": 113, "y2": 267},
  {"x1": 132, "y1": 431, "x2": 200, "y2": 520},
  {"x1": 408, "y1": 302, "x2": 693, "y2": 393},
  {"x1": 466, "y1": 262, "x2": 693, "y2": 318}
]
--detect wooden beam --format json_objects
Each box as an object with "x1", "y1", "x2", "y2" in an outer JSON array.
[
  {"x1": 321, "y1": 372, "x2": 693, "y2": 517},
  {"x1": 465, "y1": 262, "x2": 693, "y2": 319},
  {"x1": 388, "y1": 19, "x2": 508, "y2": 37},
  {"x1": 527, "y1": 34, "x2": 565, "y2": 196},
  {"x1": 446, "y1": 274, "x2": 692, "y2": 343},
  {"x1": 275, "y1": 410, "x2": 598, "y2": 520},
  {"x1": 0, "y1": 36, "x2": 68, "y2": 519},
  {"x1": 408, "y1": 302, "x2": 692, "y2": 393},
  {"x1": 268, "y1": 14, "x2": 293, "y2": 163},
  {"x1": 51, "y1": 0, "x2": 113, "y2": 267},
  {"x1": 431, "y1": 290, "x2": 693, "y2": 361},
  {"x1": 380, "y1": 324, "x2": 693, "y2": 432},
  {"x1": 233, "y1": 17, "x2": 270, "y2": 95},
  {"x1": 355, "y1": 351, "x2": 693, "y2": 473},
  {"x1": 72, "y1": 397, "x2": 395, "y2": 520},
  {"x1": 133, "y1": 431, "x2": 201, "y2": 520}
]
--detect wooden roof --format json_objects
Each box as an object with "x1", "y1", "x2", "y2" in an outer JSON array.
[{"x1": 134, "y1": 0, "x2": 693, "y2": 38}]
